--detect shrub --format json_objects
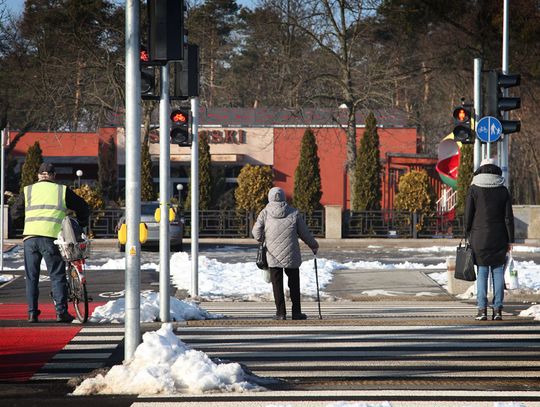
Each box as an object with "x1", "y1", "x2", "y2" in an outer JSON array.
[
  {"x1": 235, "y1": 164, "x2": 273, "y2": 214},
  {"x1": 394, "y1": 170, "x2": 434, "y2": 230}
]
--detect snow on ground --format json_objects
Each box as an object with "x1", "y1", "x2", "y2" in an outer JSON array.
[
  {"x1": 0, "y1": 274, "x2": 14, "y2": 283},
  {"x1": 89, "y1": 291, "x2": 222, "y2": 323},
  {"x1": 73, "y1": 323, "x2": 262, "y2": 395}
]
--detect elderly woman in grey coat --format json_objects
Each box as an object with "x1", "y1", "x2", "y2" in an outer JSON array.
[{"x1": 252, "y1": 187, "x2": 319, "y2": 320}]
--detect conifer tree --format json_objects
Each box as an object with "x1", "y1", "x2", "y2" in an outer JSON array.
[
  {"x1": 141, "y1": 142, "x2": 156, "y2": 201},
  {"x1": 235, "y1": 164, "x2": 273, "y2": 214},
  {"x1": 293, "y1": 128, "x2": 322, "y2": 215},
  {"x1": 20, "y1": 142, "x2": 43, "y2": 193},
  {"x1": 185, "y1": 134, "x2": 213, "y2": 210},
  {"x1": 97, "y1": 135, "x2": 118, "y2": 202},
  {"x1": 352, "y1": 112, "x2": 382, "y2": 211},
  {"x1": 456, "y1": 144, "x2": 474, "y2": 215}
]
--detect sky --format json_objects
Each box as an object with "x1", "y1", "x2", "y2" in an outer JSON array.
[{"x1": 1, "y1": 244, "x2": 540, "y2": 397}]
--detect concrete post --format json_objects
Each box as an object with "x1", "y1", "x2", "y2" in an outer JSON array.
[{"x1": 324, "y1": 205, "x2": 342, "y2": 239}]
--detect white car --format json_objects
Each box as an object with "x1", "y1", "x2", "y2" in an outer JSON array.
[{"x1": 117, "y1": 202, "x2": 184, "y2": 251}]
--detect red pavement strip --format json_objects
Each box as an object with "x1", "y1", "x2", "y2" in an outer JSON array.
[{"x1": 0, "y1": 302, "x2": 105, "y2": 382}]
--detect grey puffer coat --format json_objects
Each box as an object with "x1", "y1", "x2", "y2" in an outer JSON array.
[{"x1": 252, "y1": 187, "x2": 319, "y2": 269}]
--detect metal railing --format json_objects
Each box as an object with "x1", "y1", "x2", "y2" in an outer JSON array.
[
  {"x1": 11, "y1": 207, "x2": 462, "y2": 239},
  {"x1": 343, "y1": 210, "x2": 464, "y2": 238},
  {"x1": 183, "y1": 210, "x2": 252, "y2": 238},
  {"x1": 343, "y1": 210, "x2": 413, "y2": 238}
]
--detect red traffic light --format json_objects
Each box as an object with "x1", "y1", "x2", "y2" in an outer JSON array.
[
  {"x1": 171, "y1": 110, "x2": 188, "y2": 124},
  {"x1": 140, "y1": 49, "x2": 150, "y2": 63},
  {"x1": 453, "y1": 107, "x2": 470, "y2": 123}
]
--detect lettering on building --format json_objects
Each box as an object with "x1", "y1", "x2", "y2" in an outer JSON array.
[
  {"x1": 200, "y1": 130, "x2": 246, "y2": 144},
  {"x1": 149, "y1": 129, "x2": 247, "y2": 144}
]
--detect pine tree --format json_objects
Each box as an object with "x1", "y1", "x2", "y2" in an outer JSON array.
[
  {"x1": 235, "y1": 164, "x2": 274, "y2": 214},
  {"x1": 97, "y1": 135, "x2": 118, "y2": 202},
  {"x1": 141, "y1": 142, "x2": 156, "y2": 201},
  {"x1": 293, "y1": 128, "x2": 322, "y2": 215},
  {"x1": 456, "y1": 144, "x2": 474, "y2": 215},
  {"x1": 185, "y1": 134, "x2": 213, "y2": 210},
  {"x1": 352, "y1": 112, "x2": 382, "y2": 211},
  {"x1": 19, "y1": 142, "x2": 43, "y2": 193}
]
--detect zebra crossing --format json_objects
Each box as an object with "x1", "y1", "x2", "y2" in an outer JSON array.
[
  {"x1": 28, "y1": 301, "x2": 540, "y2": 404},
  {"x1": 30, "y1": 326, "x2": 124, "y2": 381}
]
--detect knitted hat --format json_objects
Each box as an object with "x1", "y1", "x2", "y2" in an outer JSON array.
[
  {"x1": 38, "y1": 163, "x2": 55, "y2": 174},
  {"x1": 480, "y1": 158, "x2": 496, "y2": 166}
]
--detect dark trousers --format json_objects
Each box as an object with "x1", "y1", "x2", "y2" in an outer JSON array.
[
  {"x1": 24, "y1": 237, "x2": 67, "y2": 315},
  {"x1": 269, "y1": 267, "x2": 301, "y2": 317}
]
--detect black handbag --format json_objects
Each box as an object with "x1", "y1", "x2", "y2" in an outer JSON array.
[
  {"x1": 455, "y1": 240, "x2": 476, "y2": 281},
  {"x1": 256, "y1": 242, "x2": 268, "y2": 270}
]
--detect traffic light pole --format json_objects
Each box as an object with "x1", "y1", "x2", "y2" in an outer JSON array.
[
  {"x1": 473, "y1": 58, "x2": 482, "y2": 171},
  {"x1": 190, "y1": 96, "x2": 199, "y2": 297},
  {"x1": 500, "y1": 0, "x2": 510, "y2": 187},
  {"x1": 159, "y1": 64, "x2": 171, "y2": 322},
  {"x1": 124, "y1": 0, "x2": 142, "y2": 360}
]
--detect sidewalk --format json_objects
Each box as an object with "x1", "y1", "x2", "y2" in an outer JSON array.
[{"x1": 3, "y1": 237, "x2": 540, "y2": 251}]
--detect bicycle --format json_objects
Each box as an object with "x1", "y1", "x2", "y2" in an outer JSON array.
[{"x1": 56, "y1": 234, "x2": 92, "y2": 323}]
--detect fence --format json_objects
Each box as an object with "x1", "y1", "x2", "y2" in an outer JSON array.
[
  {"x1": 342, "y1": 210, "x2": 464, "y2": 238},
  {"x1": 11, "y1": 207, "x2": 461, "y2": 239}
]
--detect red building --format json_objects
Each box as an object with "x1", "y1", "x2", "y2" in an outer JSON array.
[
  {"x1": 8, "y1": 128, "x2": 117, "y2": 185},
  {"x1": 7, "y1": 108, "x2": 443, "y2": 209}
]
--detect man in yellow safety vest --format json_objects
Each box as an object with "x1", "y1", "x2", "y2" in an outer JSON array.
[{"x1": 11, "y1": 163, "x2": 90, "y2": 323}]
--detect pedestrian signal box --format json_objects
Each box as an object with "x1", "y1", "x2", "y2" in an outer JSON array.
[
  {"x1": 170, "y1": 109, "x2": 191, "y2": 146},
  {"x1": 452, "y1": 106, "x2": 474, "y2": 144}
]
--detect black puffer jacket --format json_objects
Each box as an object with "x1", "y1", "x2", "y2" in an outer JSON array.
[{"x1": 465, "y1": 164, "x2": 514, "y2": 266}]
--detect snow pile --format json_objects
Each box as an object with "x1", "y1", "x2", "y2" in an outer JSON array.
[
  {"x1": 519, "y1": 305, "x2": 540, "y2": 321},
  {"x1": 73, "y1": 323, "x2": 261, "y2": 395},
  {"x1": 89, "y1": 291, "x2": 221, "y2": 323}
]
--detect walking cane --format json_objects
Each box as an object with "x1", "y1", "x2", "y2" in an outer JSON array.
[{"x1": 314, "y1": 256, "x2": 322, "y2": 319}]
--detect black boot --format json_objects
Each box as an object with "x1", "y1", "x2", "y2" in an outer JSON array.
[
  {"x1": 493, "y1": 307, "x2": 503, "y2": 321},
  {"x1": 475, "y1": 308, "x2": 487, "y2": 321}
]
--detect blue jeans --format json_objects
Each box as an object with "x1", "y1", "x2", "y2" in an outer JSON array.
[
  {"x1": 476, "y1": 264, "x2": 505, "y2": 310},
  {"x1": 24, "y1": 237, "x2": 67, "y2": 315}
]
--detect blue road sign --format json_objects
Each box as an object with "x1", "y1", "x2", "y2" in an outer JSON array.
[{"x1": 476, "y1": 116, "x2": 503, "y2": 143}]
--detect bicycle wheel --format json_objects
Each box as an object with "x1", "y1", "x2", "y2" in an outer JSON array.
[{"x1": 68, "y1": 265, "x2": 89, "y2": 323}]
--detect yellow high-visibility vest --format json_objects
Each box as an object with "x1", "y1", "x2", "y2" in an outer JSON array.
[{"x1": 23, "y1": 182, "x2": 67, "y2": 238}]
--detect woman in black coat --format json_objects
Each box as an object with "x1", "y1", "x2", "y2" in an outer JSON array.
[{"x1": 465, "y1": 158, "x2": 514, "y2": 321}]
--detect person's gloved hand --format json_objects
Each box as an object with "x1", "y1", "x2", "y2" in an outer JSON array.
[{"x1": 312, "y1": 247, "x2": 318, "y2": 255}]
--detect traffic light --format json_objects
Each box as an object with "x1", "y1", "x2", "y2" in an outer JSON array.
[
  {"x1": 170, "y1": 109, "x2": 191, "y2": 146},
  {"x1": 147, "y1": 0, "x2": 184, "y2": 62},
  {"x1": 140, "y1": 47, "x2": 156, "y2": 98},
  {"x1": 487, "y1": 70, "x2": 521, "y2": 134},
  {"x1": 173, "y1": 44, "x2": 200, "y2": 99},
  {"x1": 452, "y1": 106, "x2": 474, "y2": 144}
]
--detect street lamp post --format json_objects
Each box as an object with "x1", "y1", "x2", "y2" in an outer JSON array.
[
  {"x1": 76, "y1": 170, "x2": 83, "y2": 188},
  {"x1": 176, "y1": 184, "x2": 183, "y2": 208}
]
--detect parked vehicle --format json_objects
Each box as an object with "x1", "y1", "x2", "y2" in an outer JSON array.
[{"x1": 116, "y1": 202, "x2": 184, "y2": 251}]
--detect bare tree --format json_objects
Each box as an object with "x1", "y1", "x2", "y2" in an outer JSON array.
[{"x1": 268, "y1": 0, "x2": 395, "y2": 207}]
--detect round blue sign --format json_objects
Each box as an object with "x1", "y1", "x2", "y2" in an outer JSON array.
[{"x1": 476, "y1": 116, "x2": 503, "y2": 143}]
